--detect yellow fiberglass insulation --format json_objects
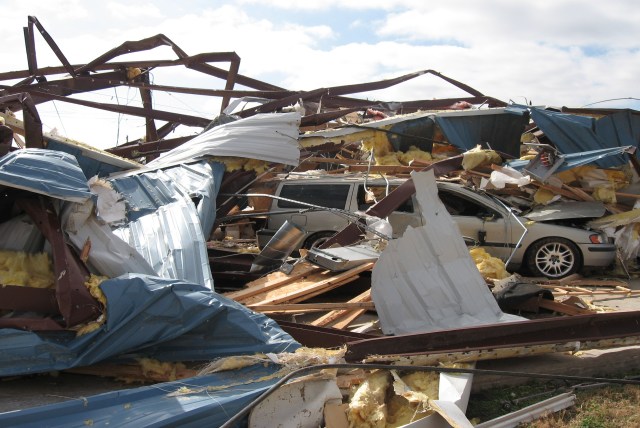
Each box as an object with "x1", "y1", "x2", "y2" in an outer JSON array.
[
  {"x1": 348, "y1": 370, "x2": 391, "y2": 428},
  {"x1": 592, "y1": 186, "x2": 617, "y2": 204},
  {"x1": 461, "y1": 147, "x2": 502, "y2": 171},
  {"x1": 374, "y1": 153, "x2": 403, "y2": 166},
  {"x1": 397, "y1": 146, "x2": 432, "y2": 165},
  {"x1": 470, "y1": 247, "x2": 510, "y2": 280},
  {"x1": 0, "y1": 250, "x2": 54, "y2": 288},
  {"x1": 138, "y1": 357, "x2": 187, "y2": 382},
  {"x1": 533, "y1": 187, "x2": 556, "y2": 205},
  {"x1": 361, "y1": 132, "x2": 394, "y2": 158},
  {"x1": 85, "y1": 274, "x2": 109, "y2": 306},
  {"x1": 386, "y1": 371, "x2": 439, "y2": 427}
]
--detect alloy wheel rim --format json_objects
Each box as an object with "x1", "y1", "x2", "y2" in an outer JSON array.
[{"x1": 535, "y1": 242, "x2": 575, "y2": 277}]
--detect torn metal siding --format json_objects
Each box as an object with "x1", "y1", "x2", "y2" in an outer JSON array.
[
  {"x1": 109, "y1": 169, "x2": 213, "y2": 289},
  {"x1": 506, "y1": 146, "x2": 633, "y2": 173},
  {"x1": 61, "y1": 200, "x2": 157, "y2": 278},
  {"x1": 434, "y1": 106, "x2": 529, "y2": 158},
  {"x1": 0, "y1": 148, "x2": 92, "y2": 202},
  {"x1": 146, "y1": 112, "x2": 301, "y2": 169},
  {"x1": 371, "y1": 170, "x2": 521, "y2": 335},
  {"x1": 161, "y1": 160, "x2": 225, "y2": 239},
  {"x1": 530, "y1": 108, "x2": 639, "y2": 167},
  {"x1": 0, "y1": 364, "x2": 282, "y2": 428}
]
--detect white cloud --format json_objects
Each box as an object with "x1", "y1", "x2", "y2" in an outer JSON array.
[
  {"x1": 1, "y1": 0, "x2": 638, "y2": 149},
  {"x1": 106, "y1": 1, "x2": 164, "y2": 19}
]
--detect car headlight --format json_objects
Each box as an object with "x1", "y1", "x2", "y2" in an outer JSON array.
[{"x1": 589, "y1": 233, "x2": 607, "y2": 244}]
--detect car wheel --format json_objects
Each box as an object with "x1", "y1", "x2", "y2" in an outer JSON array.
[
  {"x1": 525, "y1": 237, "x2": 582, "y2": 279},
  {"x1": 302, "y1": 231, "x2": 336, "y2": 250}
]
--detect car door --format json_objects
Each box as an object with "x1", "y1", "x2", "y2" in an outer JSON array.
[
  {"x1": 438, "y1": 187, "x2": 514, "y2": 260},
  {"x1": 270, "y1": 182, "x2": 353, "y2": 233},
  {"x1": 353, "y1": 184, "x2": 423, "y2": 237}
]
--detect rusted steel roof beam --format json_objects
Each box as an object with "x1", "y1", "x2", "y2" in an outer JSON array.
[
  {"x1": 2, "y1": 72, "x2": 130, "y2": 104},
  {"x1": 107, "y1": 135, "x2": 193, "y2": 159},
  {"x1": 17, "y1": 197, "x2": 101, "y2": 328},
  {"x1": 26, "y1": 16, "x2": 75, "y2": 77},
  {"x1": 0, "y1": 93, "x2": 43, "y2": 148},
  {"x1": 345, "y1": 310, "x2": 640, "y2": 361},
  {"x1": 319, "y1": 95, "x2": 507, "y2": 111},
  {"x1": 300, "y1": 107, "x2": 364, "y2": 127},
  {"x1": 25, "y1": 89, "x2": 211, "y2": 127},
  {"x1": 276, "y1": 320, "x2": 376, "y2": 348}
]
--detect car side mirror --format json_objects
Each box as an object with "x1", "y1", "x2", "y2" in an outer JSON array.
[{"x1": 478, "y1": 212, "x2": 495, "y2": 221}]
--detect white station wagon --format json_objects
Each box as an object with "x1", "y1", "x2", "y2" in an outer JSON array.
[{"x1": 256, "y1": 175, "x2": 616, "y2": 279}]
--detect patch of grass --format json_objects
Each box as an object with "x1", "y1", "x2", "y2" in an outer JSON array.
[{"x1": 467, "y1": 381, "x2": 640, "y2": 428}]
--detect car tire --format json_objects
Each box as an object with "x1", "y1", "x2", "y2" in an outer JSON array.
[
  {"x1": 302, "y1": 231, "x2": 336, "y2": 250},
  {"x1": 525, "y1": 237, "x2": 582, "y2": 279}
]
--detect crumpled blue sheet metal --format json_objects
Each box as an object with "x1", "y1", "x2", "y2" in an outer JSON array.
[
  {"x1": 0, "y1": 363, "x2": 280, "y2": 428},
  {"x1": 531, "y1": 108, "x2": 640, "y2": 168},
  {"x1": 109, "y1": 168, "x2": 214, "y2": 289},
  {"x1": 45, "y1": 138, "x2": 138, "y2": 178},
  {"x1": 0, "y1": 274, "x2": 299, "y2": 377},
  {"x1": 435, "y1": 106, "x2": 529, "y2": 158},
  {"x1": 0, "y1": 148, "x2": 93, "y2": 202},
  {"x1": 506, "y1": 146, "x2": 633, "y2": 173},
  {"x1": 160, "y1": 160, "x2": 225, "y2": 239}
]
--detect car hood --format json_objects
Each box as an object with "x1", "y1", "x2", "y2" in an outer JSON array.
[{"x1": 522, "y1": 201, "x2": 607, "y2": 222}]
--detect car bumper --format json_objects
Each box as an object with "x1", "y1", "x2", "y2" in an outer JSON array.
[{"x1": 578, "y1": 243, "x2": 617, "y2": 267}]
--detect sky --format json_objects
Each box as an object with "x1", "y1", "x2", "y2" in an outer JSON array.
[{"x1": 1, "y1": 0, "x2": 639, "y2": 149}]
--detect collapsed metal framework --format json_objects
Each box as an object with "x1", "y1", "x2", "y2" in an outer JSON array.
[{"x1": 0, "y1": 16, "x2": 506, "y2": 158}]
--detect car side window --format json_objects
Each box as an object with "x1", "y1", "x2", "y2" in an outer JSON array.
[
  {"x1": 356, "y1": 185, "x2": 414, "y2": 212},
  {"x1": 277, "y1": 184, "x2": 351, "y2": 209},
  {"x1": 439, "y1": 190, "x2": 500, "y2": 218}
]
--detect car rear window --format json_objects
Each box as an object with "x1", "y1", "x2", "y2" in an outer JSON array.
[{"x1": 277, "y1": 184, "x2": 351, "y2": 209}]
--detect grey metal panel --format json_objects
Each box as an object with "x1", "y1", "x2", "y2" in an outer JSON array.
[
  {"x1": 110, "y1": 169, "x2": 214, "y2": 290},
  {"x1": 371, "y1": 170, "x2": 522, "y2": 335},
  {"x1": 161, "y1": 160, "x2": 225, "y2": 239},
  {"x1": 146, "y1": 112, "x2": 301, "y2": 169},
  {"x1": 0, "y1": 148, "x2": 92, "y2": 202}
]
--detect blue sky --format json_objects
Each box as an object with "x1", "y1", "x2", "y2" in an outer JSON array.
[{"x1": 1, "y1": 0, "x2": 639, "y2": 148}]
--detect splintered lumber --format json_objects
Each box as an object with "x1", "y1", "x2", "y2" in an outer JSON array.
[
  {"x1": 238, "y1": 262, "x2": 374, "y2": 306},
  {"x1": 248, "y1": 301, "x2": 376, "y2": 314},
  {"x1": 224, "y1": 261, "x2": 322, "y2": 302},
  {"x1": 310, "y1": 289, "x2": 372, "y2": 328}
]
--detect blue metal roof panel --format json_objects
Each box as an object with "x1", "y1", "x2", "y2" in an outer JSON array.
[
  {"x1": 109, "y1": 169, "x2": 214, "y2": 289},
  {"x1": 0, "y1": 364, "x2": 280, "y2": 428},
  {"x1": 0, "y1": 275, "x2": 299, "y2": 377},
  {"x1": 0, "y1": 148, "x2": 92, "y2": 202}
]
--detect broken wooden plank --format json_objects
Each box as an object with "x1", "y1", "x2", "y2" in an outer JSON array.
[
  {"x1": 246, "y1": 263, "x2": 374, "y2": 306},
  {"x1": 224, "y1": 261, "x2": 323, "y2": 303},
  {"x1": 247, "y1": 301, "x2": 376, "y2": 314},
  {"x1": 311, "y1": 289, "x2": 372, "y2": 327}
]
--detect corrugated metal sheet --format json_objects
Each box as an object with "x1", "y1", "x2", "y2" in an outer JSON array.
[
  {"x1": 434, "y1": 107, "x2": 529, "y2": 158},
  {"x1": 371, "y1": 170, "x2": 522, "y2": 335},
  {"x1": 110, "y1": 169, "x2": 213, "y2": 289},
  {"x1": 146, "y1": 112, "x2": 301, "y2": 169},
  {"x1": 0, "y1": 148, "x2": 92, "y2": 202},
  {"x1": 506, "y1": 146, "x2": 633, "y2": 173},
  {"x1": 46, "y1": 137, "x2": 139, "y2": 178},
  {"x1": 0, "y1": 362, "x2": 281, "y2": 428},
  {"x1": 531, "y1": 108, "x2": 640, "y2": 167},
  {"x1": 161, "y1": 160, "x2": 225, "y2": 239},
  {"x1": 0, "y1": 275, "x2": 298, "y2": 377}
]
